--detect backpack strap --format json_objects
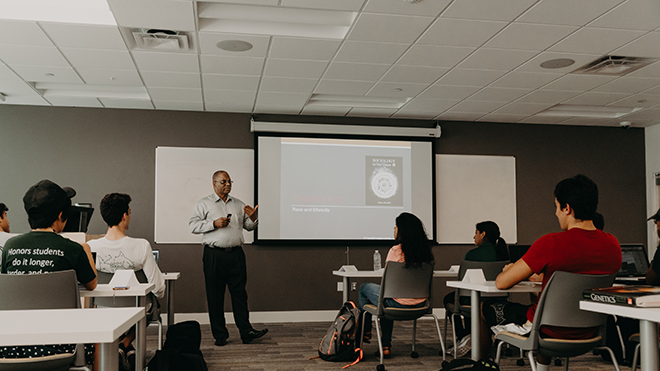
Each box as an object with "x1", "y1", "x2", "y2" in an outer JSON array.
[{"x1": 341, "y1": 348, "x2": 363, "y2": 369}]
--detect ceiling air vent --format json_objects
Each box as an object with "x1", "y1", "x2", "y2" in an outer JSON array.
[
  {"x1": 572, "y1": 55, "x2": 657, "y2": 76},
  {"x1": 131, "y1": 29, "x2": 191, "y2": 51}
]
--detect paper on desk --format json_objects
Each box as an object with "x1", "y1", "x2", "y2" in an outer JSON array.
[
  {"x1": 491, "y1": 320, "x2": 532, "y2": 336},
  {"x1": 463, "y1": 269, "x2": 487, "y2": 284},
  {"x1": 109, "y1": 269, "x2": 140, "y2": 288},
  {"x1": 339, "y1": 265, "x2": 358, "y2": 272}
]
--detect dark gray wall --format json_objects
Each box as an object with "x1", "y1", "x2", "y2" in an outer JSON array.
[{"x1": 0, "y1": 106, "x2": 647, "y2": 314}]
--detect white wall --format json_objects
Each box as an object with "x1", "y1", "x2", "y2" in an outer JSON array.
[{"x1": 645, "y1": 124, "x2": 660, "y2": 254}]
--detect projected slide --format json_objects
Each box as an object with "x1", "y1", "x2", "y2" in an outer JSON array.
[{"x1": 258, "y1": 136, "x2": 433, "y2": 241}]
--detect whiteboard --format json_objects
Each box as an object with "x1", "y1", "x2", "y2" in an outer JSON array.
[
  {"x1": 435, "y1": 154, "x2": 517, "y2": 244},
  {"x1": 155, "y1": 147, "x2": 254, "y2": 244}
]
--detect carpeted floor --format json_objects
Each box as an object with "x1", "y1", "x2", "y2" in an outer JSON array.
[{"x1": 144, "y1": 320, "x2": 624, "y2": 371}]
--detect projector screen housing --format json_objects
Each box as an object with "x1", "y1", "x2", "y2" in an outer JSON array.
[{"x1": 256, "y1": 133, "x2": 435, "y2": 244}]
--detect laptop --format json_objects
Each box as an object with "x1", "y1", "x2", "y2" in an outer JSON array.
[
  {"x1": 616, "y1": 244, "x2": 649, "y2": 283},
  {"x1": 152, "y1": 250, "x2": 160, "y2": 265}
]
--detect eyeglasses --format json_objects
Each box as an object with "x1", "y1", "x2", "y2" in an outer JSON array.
[{"x1": 214, "y1": 180, "x2": 233, "y2": 185}]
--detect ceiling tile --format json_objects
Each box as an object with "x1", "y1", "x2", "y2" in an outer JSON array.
[
  {"x1": 204, "y1": 89, "x2": 256, "y2": 105},
  {"x1": 198, "y1": 33, "x2": 270, "y2": 57},
  {"x1": 254, "y1": 105, "x2": 303, "y2": 114},
  {"x1": 108, "y1": 0, "x2": 196, "y2": 30},
  {"x1": 153, "y1": 100, "x2": 205, "y2": 111},
  {"x1": 442, "y1": 0, "x2": 538, "y2": 21},
  {"x1": 399, "y1": 98, "x2": 459, "y2": 112},
  {"x1": 11, "y1": 65, "x2": 83, "y2": 83},
  {"x1": 334, "y1": 41, "x2": 408, "y2": 64},
  {"x1": 0, "y1": 81, "x2": 43, "y2": 95},
  {"x1": 44, "y1": 96, "x2": 102, "y2": 107},
  {"x1": 589, "y1": 0, "x2": 660, "y2": 31},
  {"x1": 363, "y1": 0, "x2": 452, "y2": 16},
  {"x1": 469, "y1": 87, "x2": 531, "y2": 102},
  {"x1": 203, "y1": 74, "x2": 260, "y2": 90},
  {"x1": 628, "y1": 61, "x2": 660, "y2": 79},
  {"x1": 398, "y1": 45, "x2": 475, "y2": 68},
  {"x1": 0, "y1": 20, "x2": 53, "y2": 46},
  {"x1": 562, "y1": 91, "x2": 630, "y2": 106},
  {"x1": 437, "y1": 68, "x2": 506, "y2": 86},
  {"x1": 517, "y1": 89, "x2": 580, "y2": 104},
  {"x1": 263, "y1": 59, "x2": 328, "y2": 78},
  {"x1": 457, "y1": 48, "x2": 537, "y2": 70},
  {"x1": 147, "y1": 87, "x2": 203, "y2": 101},
  {"x1": 613, "y1": 31, "x2": 660, "y2": 58},
  {"x1": 281, "y1": 0, "x2": 364, "y2": 11},
  {"x1": 347, "y1": 107, "x2": 397, "y2": 118},
  {"x1": 490, "y1": 71, "x2": 561, "y2": 89},
  {"x1": 269, "y1": 37, "x2": 341, "y2": 60},
  {"x1": 621, "y1": 108, "x2": 660, "y2": 120},
  {"x1": 60, "y1": 48, "x2": 135, "y2": 69},
  {"x1": 494, "y1": 102, "x2": 552, "y2": 115},
  {"x1": 255, "y1": 91, "x2": 308, "y2": 107},
  {"x1": 301, "y1": 106, "x2": 352, "y2": 116},
  {"x1": 418, "y1": 18, "x2": 507, "y2": 47},
  {"x1": 367, "y1": 81, "x2": 427, "y2": 97},
  {"x1": 478, "y1": 113, "x2": 528, "y2": 123},
  {"x1": 609, "y1": 94, "x2": 660, "y2": 108},
  {"x1": 141, "y1": 71, "x2": 201, "y2": 88},
  {"x1": 132, "y1": 51, "x2": 200, "y2": 73},
  {"x1": 260, "y1": 77, "x2": 317, "y2": 93},
  {"x1": 0, "y1": 45, "x2": 69, "y2": 67},
  {"x1": 542, "y1": 74, "x2": 616, "y2": 91},
  {"x1": 314, "y1": 79, "x2": 374, "y2": 95},
  {"x1": 323, "y1": 62, "x2": 390, "y2": 82},
  {"x1": 593, "y1": 77, "x2": 660, "y2": 94},
  {"x1": 41, "y1": 23, "x2": 127, "y2": 50},
  {"x1": 347, "y1": 13, "x2": 434, "y2": 43},
  {"x1": 515, "y1": 51, "x2": 601, "y2": 73},
  {"x1": 381, "y1": 65, "x2": 449, "y2": 84},
  {"x1": 0, "y1": 64, "x2": 24, "y2": 82},
  {"x1": 518, "y1": 0, "x2": 624, "y2": 26},
  {"x1": 484, "y1": 23, "x2": 578, "y2": 51},
  {"x1": 435, "y1": 112, "x2": 485, "y2": 121},
  {"x1": 417, "y1": 85, "x2": 480, "y2": 100},
  {"x1": 549, "y1": 27, "x2": 645, "y2": 55},
  {"x1": 99, "y1": 98, "x2": 154, "y2": 109},
  {"x1": 520, "y1": 116, "x2": 569, "y2": 124},
  {"x1": 206, "y1": 102, "x2": 253, "y2": 113},
  {"x1": 0, "y1": 93, "x2": 49, "y2": 106},
  {"x1": 200, "y1": 55, "x2": 264, "y2": 75},
  {"x1": 76, "y1": 68, "x2": 143, "y2": 86}
]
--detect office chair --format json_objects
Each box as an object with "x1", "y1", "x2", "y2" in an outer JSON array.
[
  {"x1": 0, "y1": 270, "x2": 90, "y2": 371},
  {"x1": 95, "y1": 270, "x2": 163, "y2": 350},
  {"x1": 360, "y1": 261, "x2": 445, "y2": 371},
  {"x1": 493, "y1": 271, "x2": 621, "y2": 371},
  {"x1": 443, "y1": 260, "x2": 509, "y2": 359}
]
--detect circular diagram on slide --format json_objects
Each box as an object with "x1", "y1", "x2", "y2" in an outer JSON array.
[{"x1": 370, "y1": 169, "x2": 398, "y2": 199}]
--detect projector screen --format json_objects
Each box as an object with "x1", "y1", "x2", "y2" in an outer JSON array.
[{"x1": 257, "y1": 135, "x2": 434, "y2": 242}]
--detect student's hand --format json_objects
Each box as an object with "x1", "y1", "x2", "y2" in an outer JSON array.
[
  {"x1": 501, "y1": 263, "x2": 514, "y2": 272},
  {"x1": 214, "y1": 217, "x2": 229, "y2": 228},
  {"x1": 244, "y1": 205, "x2": 258, "y2": 222},
  {"x1": 529, "y1": 273, "x2": 544, "y2": 282}
]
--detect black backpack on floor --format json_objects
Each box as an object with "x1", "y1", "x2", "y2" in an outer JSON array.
[
  {"x1": 314, "y1": 301, "x2": 363, "y2": 368},
  {"x1": 147, "y1": 320, "x2": 208, "y2": 371}
]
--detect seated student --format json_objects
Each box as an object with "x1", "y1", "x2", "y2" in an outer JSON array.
[
  {"x1": 443, "y1": 221, "x2": 509, "y2": 357},
  {"x1": 646, "y1": 208, "x2": 660, "y2": 286},
  {"x1": 0, "y1": 180, "x2": 97, "y2": 361},
  {"x1": 0, "y1": 203, "x2": 17, "y2": 265},
  {"x1": 358, "y1": 212, "x2": 434, "y2": 359},
  {"x1": 88, "y1": 193, "x2": 165, "y2": 370},
  {"x1": 479, "y1": 175, "x2": 621, "y2": 371}
]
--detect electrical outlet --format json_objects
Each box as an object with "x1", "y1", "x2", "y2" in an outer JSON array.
[
  {"x1": 351, "y1": 282, "x2": 357, "y2": 291},
  {"x1": 337, "y1": 282, "x2": 344, "y2": 292}
]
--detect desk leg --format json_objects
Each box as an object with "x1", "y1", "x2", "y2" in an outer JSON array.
[
  {"x1": 470, "y1": 290, "x2": 481, "y2": 361},
  {"x1": 166, "y1": 280, "x2": 175, "y2": 327},
  {"x1": 640, "y1": 319, "x2": 659, "y2": 371},
  {"x1": 343, "y1": 277, "x2": 349, "y2": 303},
  {"x1": 98, "y1": 339, "x2": 119, "y2": 371},
  {"x1": 136, "y1": 296, "x2": 147, "y2": 371}
]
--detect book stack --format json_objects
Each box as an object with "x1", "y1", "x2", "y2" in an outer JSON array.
[{"x1": 583, "y1": 285, "x2": 660, "y2": 307}]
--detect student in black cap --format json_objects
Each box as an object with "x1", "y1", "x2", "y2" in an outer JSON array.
[{"x1": 646, "y1": 208, "x2": 660, "y2": 285}]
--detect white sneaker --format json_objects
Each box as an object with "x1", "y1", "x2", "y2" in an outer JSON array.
[{"x1": 455, "y1": 334, "x2": 471, "y2": 358}]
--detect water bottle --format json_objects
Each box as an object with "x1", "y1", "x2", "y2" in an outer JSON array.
[{"x1": 373, "y1": 250, "x2": 382, "y2": 271}]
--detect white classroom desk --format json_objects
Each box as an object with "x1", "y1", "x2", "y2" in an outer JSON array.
[
  {"x1": 164, "y1": 272, "x2": 180, "y2": 327},
  {"x1": 0, "y1": 307, "x2": 143, "y2": 371},
  {"x1": 580, "y1": 301, "x2": 660, "y2": 371},
  {"x1": 332, "y1": 265, "x2": 460, "y2": 303},
  {"x1": 446, "y1": 279, "x2": 541, "y2": 361},
  {"x1": 80, "y1": 283, "x2": 154, "y2": 371}
]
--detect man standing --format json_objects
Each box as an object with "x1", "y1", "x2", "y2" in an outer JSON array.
[
  {"x1": 480, "y1": 175, "x2": 621, "y2": 369},
  {"x1": 0, "y1": 203, "x2": 16, "y2": 264},
  {"x1": 646, "y1": 208, "x2": 660, "y2": 285},
  {"x1": 189, "y1": 170, "x2": 267, "y2": 346}
]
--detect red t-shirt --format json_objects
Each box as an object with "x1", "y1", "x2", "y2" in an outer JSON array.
[{"x1": 522, "y1": 228, "x2": 621, "y2": 338}]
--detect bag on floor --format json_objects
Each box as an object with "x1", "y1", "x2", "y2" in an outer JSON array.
[
  {"x1": 147, "y1": 320, "x2": 208, "y2": 371},
  {"x1": 314, "y1": 301, "x2": 363, "y2": 368},
  {"x1": 440, "y1": 358, "x2": 500, "y2": 371}
]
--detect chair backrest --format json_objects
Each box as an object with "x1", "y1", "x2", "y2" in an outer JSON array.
[
  {"x1": 458, "y1": 260, "x2": 508, "y2": 298},
  {"x1": 0, "y1": 270, "x2": 81, "y2": 310},
  {"x1": 533, "y1": 271, "x2": 616, "y2": 329},
  {"x1": 380, "y1": 260, "x2": 435, "y2": 300}
]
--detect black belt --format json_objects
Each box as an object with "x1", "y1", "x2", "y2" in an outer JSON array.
[{"x1": 205, "y1": 245, "x2": 240, "y2": 251}]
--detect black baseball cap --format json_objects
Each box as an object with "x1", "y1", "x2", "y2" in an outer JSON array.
[
  {"x1": 648, "y1": 208, "x2": 660, "y2": 222},
  {"x1": 23, "y1": 180, "x2": 76, "y2": 218}
]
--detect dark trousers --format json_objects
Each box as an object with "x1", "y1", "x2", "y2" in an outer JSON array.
[{"x1": 203, "y1": 245, "x2": 252, "y2": 341}]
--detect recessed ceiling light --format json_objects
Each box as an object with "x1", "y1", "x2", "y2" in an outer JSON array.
[
  {"x1": 537, "y1": 104, "x2": 642, "y2": 118},
  {"x1": 540, "y1": 58, "x2": 575, "y2": 69},
  {"x1": 216, "y1": 40, "x2": 253, "y2": 52}
]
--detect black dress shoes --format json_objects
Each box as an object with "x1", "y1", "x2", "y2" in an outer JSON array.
[
  {"x1": 242, "y1": 328, "x2": 268, "y2": 344},
  {"x1": 214, "y1": 339, "x2": 228, "y2": 346}
]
